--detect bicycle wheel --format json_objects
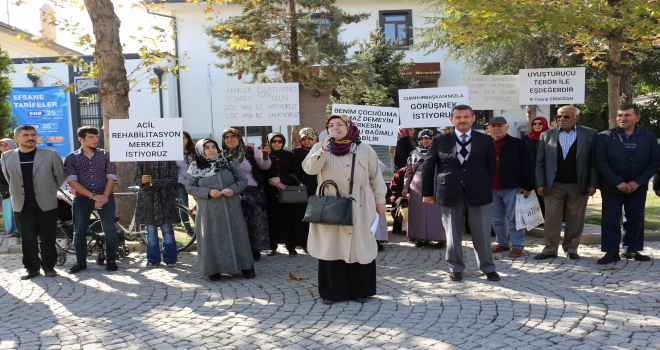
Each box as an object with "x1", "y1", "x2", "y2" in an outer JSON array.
[{"x1": 175, "y1": 203, "x2": 196, "y2": 252}]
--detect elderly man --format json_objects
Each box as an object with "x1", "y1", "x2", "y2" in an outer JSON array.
[
  {"x1": 534, "y1": 106, "x2": 599, "y2": 260},
  {"x1": 594, "y1": 104, "x2": 660, "y2": 263},
  {"x1": 422, "y1": 104, "x2": 499, "y2": 282},
  {"x1": 488, "y1": 117, "x2": 534, "y2": 258}
]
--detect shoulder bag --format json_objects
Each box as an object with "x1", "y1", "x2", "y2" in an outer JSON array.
[
  {"x1": 278, "y1": 174, "x2": 309, "y2": 204},
  {"x1": 302, "y1": 147, "x2": 357, "y2": 226}
]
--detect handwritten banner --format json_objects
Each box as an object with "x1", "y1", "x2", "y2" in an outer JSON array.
[
  {"x1": 109, "y1": 118, "x2": 183, "y2": 161},
  {"x1": 519, "y1": 67, "x2": 585, "y2": 104},
  {"x1": 224, "y1": 83, "x2": 300, "y2": 126},
  {"x1": 398, "y1": 86, "x2": 470, "y2": 128},
  {"x1": 459, "y1": 75, "x2": 520, "y2": 110},
  {"x1": 331, "y1": 104, "x2": 399, "y2": 146}
]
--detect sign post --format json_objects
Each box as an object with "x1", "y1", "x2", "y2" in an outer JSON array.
[
  {"x1": 398, "y1": 86, "x2": 470, "y2": 128},
  {"x1": 459, "y1": 75, "x2": 520, "y2": 110},
  {"x1": 519, "y1": 67, "x2": 586, "y2": 105},
  {"x1": 108, "y1": 119, "x2": 184, "y2": 162},
  {"x1": 331, "y1": 104, "x2": 399, "y2": 146}
]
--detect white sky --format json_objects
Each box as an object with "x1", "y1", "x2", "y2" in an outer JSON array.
[{"x1": 3, "y1": 0, "x2": 173, "y2": 55}]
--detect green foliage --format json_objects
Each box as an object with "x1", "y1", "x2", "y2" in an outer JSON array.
[
  {"x1": 637, "y1": 96, "x2": 660, "y2": 137},
  {"x1": 0, "y1": 48, "x2": 14, "y2": 138},
  {"x1": 330, "y1": 28, "x2": 416, "y2": 110},
  {"x1": 206, "y1": 0, "x2": 370, "y2": 91}
]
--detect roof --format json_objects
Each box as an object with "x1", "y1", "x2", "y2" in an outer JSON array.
[{"x1": 0, "y1": 21, "x2": 83, "y2": 55}]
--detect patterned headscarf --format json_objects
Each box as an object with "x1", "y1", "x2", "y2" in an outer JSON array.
[
  {"x1": 527, "y1": 116, "x2": 550, "y2": 141},
  {"x1": 397, "y1": 126, "x2": 414, "y2": 139},
  {"x1": 222, "y1": 128, "x2": 247, "y2": 163},
  {"x1": 188, "y1": 139, "x2": 232, "y2": 178},
  {"x1": 325, "y1": 114, "x2": 361, "y2": 156},
  {"x1": 298, "y1": 127, "x2": 318, "y2": 142},
  {"x1": 0, "y1": 138, "x2": 16, "y2": 165}
]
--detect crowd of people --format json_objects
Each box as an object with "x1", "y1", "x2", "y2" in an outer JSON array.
[{"x1": 1, "y1": 103, "x2": 660, "y2": 305}]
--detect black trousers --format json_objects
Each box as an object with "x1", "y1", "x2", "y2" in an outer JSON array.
[
  {"x1": 14, "y1": 207, "x2": 59, "y2": 272},
  {"x1": 318, "y1": 259, "x2": 376, "y2": 300}
]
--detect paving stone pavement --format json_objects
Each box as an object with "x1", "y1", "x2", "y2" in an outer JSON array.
[{"x1": 1, "y1": 233, "x2": 659, "y2": 350}]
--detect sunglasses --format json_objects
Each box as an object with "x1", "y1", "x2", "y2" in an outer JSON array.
[
  {"x1": 271, "y1": 140, "x2": 284, "y2": 144},
  {"x1": 556, "y1": 115, "x2": 574, "y2": 119},
  {"x1": 532, "y1": 122, "x2": 544, "y2": 126}
]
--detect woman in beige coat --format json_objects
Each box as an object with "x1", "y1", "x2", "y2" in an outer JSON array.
[{"x1": 302, "y1": 114, "x2": 387, "y2": 305}]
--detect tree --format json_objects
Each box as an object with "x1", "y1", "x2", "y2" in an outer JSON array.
[
  {"x1": 0, "y1": 47, "x2": 14, "y2": 138},
  {"x1": 207, "y1": 0, "x2": 369, "y2": 146}
]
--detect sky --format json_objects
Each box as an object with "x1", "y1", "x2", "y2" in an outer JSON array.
[{"x1": 2, "y1": 0, "x2": 173, "y2": 55}]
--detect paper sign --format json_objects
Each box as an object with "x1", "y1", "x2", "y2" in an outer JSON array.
[
  {"x1": 109, "y1": 118, "x2": 184, "y2": 161},
  {"x1": 459, "y1": 75, "x2": 520, "y2": 110},
  {"x1": 519, "y1": 67, "x2": 585, "y2": 104},
  {"x1": 331, "y1": 104, "x2": 399, "y2": 146},
  {"x1": 224, "y1": 83, "x2": 300, "y2": 126},
  {"x1": 398, "y1": 86, "x2": 469, "y2": 128}
]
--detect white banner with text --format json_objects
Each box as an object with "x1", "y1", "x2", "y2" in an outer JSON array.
[
  {"x1": 398, "y1": 86, "x2": 469, "y2": 128},
  {"x1": 519, "y1": 67, "x2": 585, "y2": 104},
  {"x1": 224, "y1": 83, "x2": 300, "y2": 126},
  {"x1": 109, "y1": 118, "x2": 184, "y2": 161},
  {"x1": 459, "y1": 75, "x2": 520, "y2": 110},
  {"x1": 331, "y1": 104, "x2": 399, "y2": 146}
]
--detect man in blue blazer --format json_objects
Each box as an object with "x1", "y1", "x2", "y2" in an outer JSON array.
[
  {"x1": 594, "y1": 104, "x2": 660, "y2": 264},
  {"x1": 422, "y1": 104, "x2": 499, "y2": 282}
]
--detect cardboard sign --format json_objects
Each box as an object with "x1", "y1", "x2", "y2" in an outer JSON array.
[
  {"x1": 224, "y1": 83, "x2": 300, "y2": 126},
  {"x1": 109, "y1": 119, "x2": 184, "y2": 161},
  {"x1": 519, "y1": 67, "x2": 585, "y2": 104},
  {"x1": 398, "y1": 86, "x2": 469, "y2": 128},
  {"x1": 459, "y1": 75, "x2": 520, "y2": 110},
  {"x1": 331, "y1": 104, "x2": 399, "y2": 146}
]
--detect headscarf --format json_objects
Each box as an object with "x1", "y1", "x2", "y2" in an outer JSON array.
[
  {"x1": 410, "y1": 129, "x2": 433, "y2": 163},
  {"x1": 267, "y1": 132, "x2": 287, "y2": 157},
  {"x1": 527, "y1": 116, "x2": 550, "y2": 141},
  {"x1": 325, "y1": 114, "x2": 361, "y2": 156},
  {"x1": 397, "y1": 126, "x2": 414, "y2": 139},
  {"x1": 221, "y1": 128, "x2": 247, "y2": 163},
  {"x1": 417, "y1": 129, "x2": 433, "y2": 141},
  {"x1": 0, "y1": 138, "x2": 16, "y2": 165},
  {"x1": 187, "y1": 139, "x2": 232, "y2": 178}
]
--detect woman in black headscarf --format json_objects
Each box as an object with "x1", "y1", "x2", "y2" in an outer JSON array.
[{"x1": 263, "y1": 132, "x2": 307, "y2": 257}]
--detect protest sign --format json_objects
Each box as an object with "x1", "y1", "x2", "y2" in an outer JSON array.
[
  {"x1": 398, "y1": 86, "x2": 469, "y2": 128},
  {"x1": 109, "y1": 118, "x2": 183, "y2": 161},
  {"x1": 224, "y1": 83, "x2": 300, "y2": 126},
  {"x1": 459, "y1": 75, "x2": 520, "y2": 110},
  {"x1": 331, "y1": 104, "x2": 399, "y2": 146},
  {"x1": 9, "y1": 86, "x2": 71, "y2": 157},
  {"x1": 519, "y1": 67, "x2": 585, "y2": 104}
]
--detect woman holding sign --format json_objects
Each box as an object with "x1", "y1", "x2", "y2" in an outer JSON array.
[
  {"x1": 302, "y1": 114, "x2": 387, "y2": 305},
  {"x1": 186, "y1": 139, "x2": 255, "y2": 281}
]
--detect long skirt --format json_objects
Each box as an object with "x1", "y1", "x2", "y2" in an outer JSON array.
[
  {"x1": 318, "y1": 259, "x2": 376, "y2": 301},
  {"x1": 247, "y1": 206, "x2": 271, "y2": 252}
]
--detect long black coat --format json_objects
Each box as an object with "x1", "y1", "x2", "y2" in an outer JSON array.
[{"x1": 134, "y1": 161, "x2": 180, "y2": 226}]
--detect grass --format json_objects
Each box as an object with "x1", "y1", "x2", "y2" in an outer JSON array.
[{"x1": 584, "y1": 189, "x2": 660, "y2": 231}]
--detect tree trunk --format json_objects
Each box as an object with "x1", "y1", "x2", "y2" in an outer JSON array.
[
  {"x1": 84, "y1": 0, "x2": 134, "y2": 226},
  {"x1": 605, "y1": 31, "x2": 623, "y2": 128},
  {"x1": 621, "y1": 49, "x2": 632, "y2": 104},
  {"x1": 524, "y1": 55, "x2": 537, "y2": 125}
]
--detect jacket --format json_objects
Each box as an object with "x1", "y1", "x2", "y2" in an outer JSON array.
[{"x1": 496, "y1": 135, "x2": 534, "y2": 191}]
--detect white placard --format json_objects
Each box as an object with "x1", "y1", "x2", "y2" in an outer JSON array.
[
  {"x1": 224, "y1": 83, "x2": 300, "y2": 126},
  {"x1": 331, "y1": 104, "x2": 399, "y2": 146},
  {"x1": 398, "y1": 86, "x2": 469, "y2": 128},
  {"x1": 519, "y1": 67, "x2": 585, "y2": 104},
  {"x1": 109, "y1": 119, "x2": 184, "y2": 161},
  {"x1": 459, "y1": 75, "x2": 520, "y2": 110}
]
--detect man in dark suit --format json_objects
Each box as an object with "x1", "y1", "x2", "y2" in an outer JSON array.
[
  {"x1": 534, "y1": 106, "x2": 599, "y2": 260},
  {"x1": 655, "y1": 168, "x2": 660, "y2": 197},
  {"x1": 594, "y1": 104, "x2": 660, "y2": 264},
  {"x1": 422, "y1": 104, "x2": 499, "y2": 282}
]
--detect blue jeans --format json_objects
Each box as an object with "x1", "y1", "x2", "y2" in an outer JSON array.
[
  {"x1": 146, "y1": 224, "x2": 177, "y2": 264},
  {"x1": 2, "y1": 197, "x2": 17, "y2": 234},
  {"x1": 175, "y1": 183, "x2": 192, "y2": 231},
  {"x1": 72, "y1": 195, "x2": 119, "y2": 264},
  {"x1": 491, "y1": 188, "x2": 525, "y2": 250}
]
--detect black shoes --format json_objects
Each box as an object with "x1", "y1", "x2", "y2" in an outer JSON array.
[
  {"x1": 20, "y1": 271, "x2": 40, "y2": 280},
  {"x1": 288, "y1": 249, "x2": 298, "y2": 258},
  {"x1": 106, "y1": 261, "x2": 118, "y2": 271},
  {"x1": 449, "y1": 272, "x2": 462, "y2": 281},
  {"x1": 252, "y1": 251, "x2": 262, "y2": 261},
  {"x1": 485, "y1": 271, "x2": 500, "y2": 281},
  {"x1": 242, "y1": 267, "x2": 256, "y2": 279},
  {"x1": 68, "y1": 263, "x2": 87, "y2": 274},
  {"x1": 209, "y1": 273, "x2": 222, "y2": 281},
  {"x1": 266, "y1": 250, "x2": 278, "y2": 257},
  {"x1": 44, "y1": 269, "x2": 58, "y2": 277},
  {"x1": 621, "y1": 251, "x2": 651, "y2": 261},
  {"x1": 533, "y1": 253, "x2": 558, "y2": 260},
  {"x1": 377, "y1": 243, "x2": 384, "y2": 252},
  {"x1": 597, "y1": 252, "x2": 621, "y2": 264},
  {"x1": 322, "y1": 298, "x2": 335, "y2": 305},
  {"x1": 354, "y1": 297, "x2": 368, "y2": 303},
  {"x1": 567, "y1": 253, "x2": 581, "y2": 260}
]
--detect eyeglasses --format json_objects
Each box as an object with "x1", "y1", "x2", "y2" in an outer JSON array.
[
  {"x1": 556, "y1": 115, "x2": 574, "y2": 119},
  {"x1": 327, "y1": 123, "x2": 346, "y2": 128},
  {"x1": 271, "y1": 140, "x2": 284, "y2": 144}
]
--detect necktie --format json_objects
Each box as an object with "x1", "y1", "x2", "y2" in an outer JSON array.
[
  {"x1": 459, "y1": 134, "x2": 469, "y2": 161},
  {"x1": 460, "y1": 133, "x2": 467, "y2": 144}
]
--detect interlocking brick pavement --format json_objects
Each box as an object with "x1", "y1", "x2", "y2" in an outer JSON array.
[{"x1": 0, "y1": 233, "x2": 659, "y2": 349}]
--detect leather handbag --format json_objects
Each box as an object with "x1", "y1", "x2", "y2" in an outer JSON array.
[
  {"x1": 302, "y1": 148, "x2": 357, "y2": 226},
  {"x1": 278, "y1": 174, "x2": 309, "y2": 204},
  {"x1": 243, "y1": 185, "x2": 266, "y2": 206}
]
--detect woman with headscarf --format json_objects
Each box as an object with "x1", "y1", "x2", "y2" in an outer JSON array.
[
  {"x1": 264, "y1": 132, "x2": 307, "y2": 257},
  {"x1": 0, "y1": 138, "x2": 18, "y2": 238},
  {"x1": 185, "y1": 139, "x2": 255, "y2": 281},
  {"x1": 522, "y1": 116, "x2": 550, "y2": 217},
  {"x1": 302, "y1": 114, "x2": 387, "y2": 305},
  {"x1": 221, "y1": 128, "x2": 271, "y2": 261},
  {"x1": 175, "y1": 131, "x2": 196, "y2": 235},
  {"x1": 393, "y1": 126, "x2": 418, "y2": 173},
  {"x1": 292, "y1": 127, "x2": 319, "y2": 251},
  {"x1": 402, "y1": 129, "x2": 446, "y2": 248}
]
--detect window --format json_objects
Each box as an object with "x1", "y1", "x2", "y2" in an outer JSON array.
[
  {"x1": 379, "y1": 10, "x2": 413, "y2": 48},
  {"x1": 311, "y1": 13, "x2": 331, "y2": 35}
]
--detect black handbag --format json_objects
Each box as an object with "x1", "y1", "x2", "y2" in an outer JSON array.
[
  {"x1": 278, "y1": 174, "x2": 309, "y2": 204},
  {"x1": 302, "y1": 149, "x2": 357, "y2": 226},
  {"x1": 243, "y1": 185, "x2": 266, "y2": 206}
]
